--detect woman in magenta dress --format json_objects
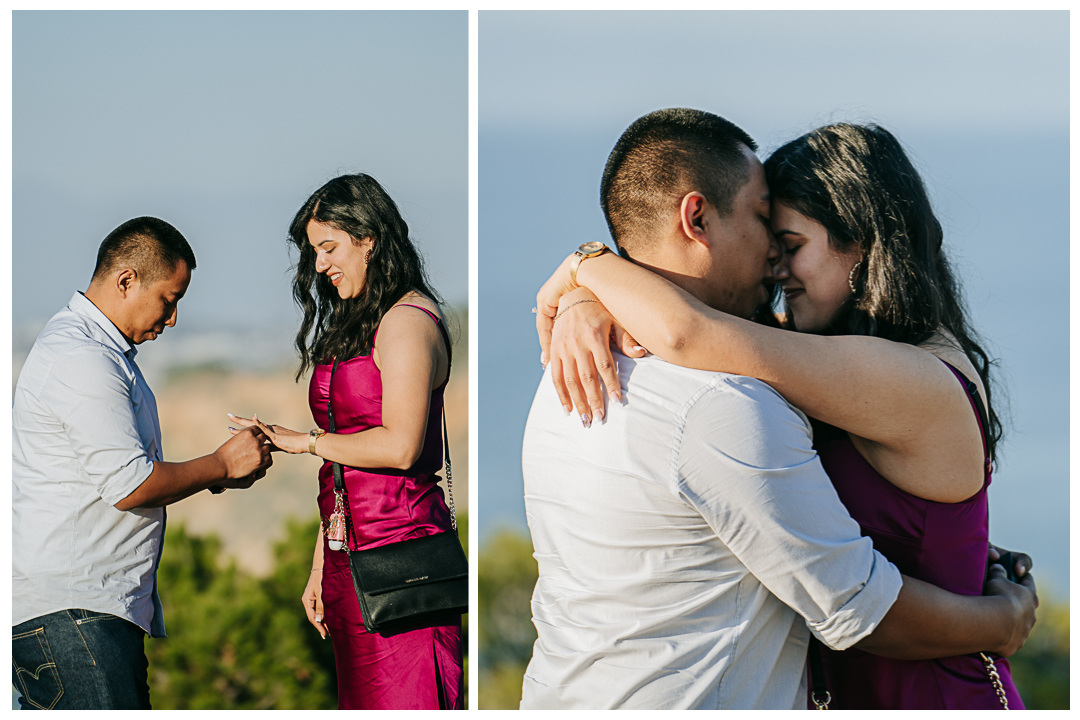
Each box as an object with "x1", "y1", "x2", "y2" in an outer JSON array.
[
  {"x1": 233, "y1": 174, "x2": 463, "y2": 709},
  {"x1": 537, "y1": 124, "x2": 1031, "y2": 708}
]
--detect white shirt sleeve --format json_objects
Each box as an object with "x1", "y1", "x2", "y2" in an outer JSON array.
[
  {"x1": 39, "y1": 345, "x2": 155, "y2": 507},
  {"x1": 675, "y1": 376, "x2": 902, "y2": 651}
]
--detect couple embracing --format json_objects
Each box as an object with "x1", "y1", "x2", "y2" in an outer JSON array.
[
  {"x1": 12, "y1": 175, "x2": 464, "y2": 710},
  {"x1": 521, "y1": 108, "x2": 1036, "y2": 709}
]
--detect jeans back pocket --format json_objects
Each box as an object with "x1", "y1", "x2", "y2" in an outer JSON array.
[{"x1": 12, "y1": 627, "x2": 64, "y2": 710}]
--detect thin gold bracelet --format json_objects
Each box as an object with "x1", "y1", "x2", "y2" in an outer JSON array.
[
  {"x1": 554, "y1": 298, "x2": 599, "y2": 323},
  {"x1": 311, "y1": 568, "x2": 323, "y2": 573}
]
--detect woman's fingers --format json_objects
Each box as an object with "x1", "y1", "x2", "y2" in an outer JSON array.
[
  {"x1": 548, "y1": 355, "x2": 574, "y2": 417},
  {"x1": 537, "y1": 308, "x2": 555, "y2": 368},
  {"x1": 594, "y1": 335, "x2": 621, "y2": 404},
  {"x1": 302, "y1": 580, "x2": 328, "y2": 639},
  {"x1": 613, "y1": 325, "x2": 647, "y2": 359},
  {"x1": 227, "y1": 412, "x2": 255, "y2": 427},
  {"x1": 558, "y1": 355, "x2": 593, "y2": 428}
]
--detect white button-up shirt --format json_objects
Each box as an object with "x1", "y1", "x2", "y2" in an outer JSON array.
[
  {"x1": 520, "y1": 354, "x2": 902, "y2": 709},
  {"x1": 13, "y1": 291, "x2": 167, "y2": 637}
]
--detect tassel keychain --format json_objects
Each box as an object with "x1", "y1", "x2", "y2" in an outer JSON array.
[{"x1": 327, "y1": 490, "x2": 347, "y2": 551}]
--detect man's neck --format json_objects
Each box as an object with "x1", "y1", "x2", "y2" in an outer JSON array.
[
  {"x1": 626, "y1": 252, "x2": 717, "y2": 311},
  {"x1": 83, "y1": 285, "x2": 135, "y2": 348}
]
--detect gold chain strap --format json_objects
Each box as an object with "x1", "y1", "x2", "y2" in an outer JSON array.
[
  {"x1": 979, "y1": 652, "x2": 1010, "y2": 709},
  {"x1": 445, "y1": 454, "x2": 457, "y2": 532},
  {"x1": 811, "y1": 691, "x2": 831, "y2": 710}
]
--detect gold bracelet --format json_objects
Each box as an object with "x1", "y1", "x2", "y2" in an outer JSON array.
[
  {"x1": 309, "y1": 428, "x2": 326, "y2": 455},
  {"x1": 311, "y1": 568, "x2": 323, "y2": 573},
  {"x1": 554, "y1": 298, "x2": 599, "y2": 323}
]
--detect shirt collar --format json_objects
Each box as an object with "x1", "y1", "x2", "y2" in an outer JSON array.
[{"x1": 67, "y1": 291, "x2": 138, "y2": 360}]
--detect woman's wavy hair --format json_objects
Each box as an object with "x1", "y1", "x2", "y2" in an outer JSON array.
[
  {"x1": 764, "y1": 123, "x2": 1003, "y2": 461},
  {"x1": 289, "y1": 173, "x2": 443, "y2": 380}
]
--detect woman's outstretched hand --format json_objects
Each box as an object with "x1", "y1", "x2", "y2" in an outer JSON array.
[
  {"x1": 544, "y1": 287, "x2": 646, "y2": 427},
  {"x1": 228, "y1": 413, "x2": 309, "y2": 455}
]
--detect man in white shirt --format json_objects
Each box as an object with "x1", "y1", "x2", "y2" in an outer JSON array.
[
  {"x1": 520, "y1": 109, "x2": 1035, "y2": 709},
  {"x1": 12, "y1": 217, "x2": 273, "y2": 709}
]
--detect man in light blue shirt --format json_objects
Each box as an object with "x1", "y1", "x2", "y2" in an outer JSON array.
[{"x1": 12, "y1": 217, "x2": 273, "y2": 709}]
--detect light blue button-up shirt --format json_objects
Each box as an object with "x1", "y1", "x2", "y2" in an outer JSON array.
[
  {"x1": 13, "y1": 292, "x2": 167, "y2": 637},
  {"x1": 521, "y1": 354, "x2": 902, "y2": 709}
]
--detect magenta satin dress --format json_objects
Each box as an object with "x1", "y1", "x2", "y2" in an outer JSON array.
[
  {"x1": 309, "y1": 306, "x2": 463, "y2": 710},
  {"x1": 811, "y1": 362, "x2": 1023, "y2": 709}
]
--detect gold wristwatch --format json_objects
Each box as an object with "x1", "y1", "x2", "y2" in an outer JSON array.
[
  {"x1": 570, "y1": 242, "x2": 611, "y2": 286},
  {"x1": 309, "y1": 428, "x2": 326, "y2": 455}
]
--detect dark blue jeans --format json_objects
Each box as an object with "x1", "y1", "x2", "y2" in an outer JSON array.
[{"x1": 12, "y1": 609, "x2": 150, "y2": 710}]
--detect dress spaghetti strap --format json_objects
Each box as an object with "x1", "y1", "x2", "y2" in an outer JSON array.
[
  {"x1": 372, "y1": 302, "x2": 453, "y2": 372},
  {"x1": 939, "y1": 359, "x2": 991, "y2": 478}
]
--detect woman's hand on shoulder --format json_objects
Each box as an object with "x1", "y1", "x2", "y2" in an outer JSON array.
[
  {"x1": 535, "y1": 253, "x2": 584, "y2": 361},
  {"x1": 545, "y1": 287, "x2": 645, "y2": 427}
]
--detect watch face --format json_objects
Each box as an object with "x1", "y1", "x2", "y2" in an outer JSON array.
[{"x1": 578, "y1": 241, "x2": 606, "y2": 255}]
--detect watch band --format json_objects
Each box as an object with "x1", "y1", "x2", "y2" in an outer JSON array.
[
  {"x1": 309, "y1": 428, "x2": 326, "y2": 455},
  {"x1": 570, "y1": 242, "x2": 610, "y2": 286}
]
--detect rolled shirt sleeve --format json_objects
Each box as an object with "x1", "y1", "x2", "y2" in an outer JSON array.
[
  {"x1": 39, "y1": 345, "x2": 155, "y2": 507},
  {"x1": 676, "y1": 376, "x2": 903, "y2": 651}
]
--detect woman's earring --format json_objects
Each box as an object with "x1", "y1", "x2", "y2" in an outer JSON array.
[
  {"x1": 848, "y1": 260, "x2": 862, "y2": 294},
  {"x1": 365, "y1": 248, "x2": 372, "y2": 264}
]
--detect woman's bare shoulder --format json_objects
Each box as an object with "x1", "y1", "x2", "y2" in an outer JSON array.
[
  {"x1": 918, "y1": 328, "x2": 986, "y2": 398},
  {"x1": 387, "y1": 291, "x2": 442, "y2": 321}
]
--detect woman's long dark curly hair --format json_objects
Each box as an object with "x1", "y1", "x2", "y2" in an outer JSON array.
[
  {"x1": 289, "y1": 173, "x2": 443, "y2": 380},
  {"x1": 764, "y1": 123, "x2": 1004, "y2": 462}
]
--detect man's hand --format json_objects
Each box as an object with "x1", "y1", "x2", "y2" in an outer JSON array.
[
  {"x1": 983, "y1": 562, "x2": 1038, "y2": 656},
  {"x1": 214, "y1": 425, "x2": 273, "y2": 482},
  {"x1": 988, "y1": 543, "x2": 1032, "y2": 581}
]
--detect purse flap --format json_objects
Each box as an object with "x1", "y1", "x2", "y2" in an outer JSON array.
[{"x1": 351, "y1": 531, "x2": 468, "y2": 596}]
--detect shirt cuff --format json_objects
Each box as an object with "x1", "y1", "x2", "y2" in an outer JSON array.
[
  {"x1": 807, "y1": 548, "x2": 903, "y2": 651},
  {"x1": 98, "y1": 455, "x2": 156, "y2": 507}
]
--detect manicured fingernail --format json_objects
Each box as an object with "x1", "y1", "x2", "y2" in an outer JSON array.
[
  {"x1": 229, "y1": 427, "x2": 237, "y2": 431},
  {"x1": 227, "y1": 413, "x2": 235, "y2": 418},
  {"x1": 563, "y1": 405, "x2": 572, "y2": 416},
  {"x1": 315, "y1": 615, "x2": 323, "y2": 622},
  {"x1": 581, "y1": 413, "x2": 591, "y2": 428},
  {"x1": 609, "y1": 390, "x2": 621, "y2": 403},
  {"x1": 253, "y1": 413, "x2": 258, "y2": 420},
  {"x1": 632, "y1": 346, "x2": 646, "y2": 353},
  {"x1": 594, "y1": 407, "x2": 604, "y2": 423},
  {"x1": 1018, "y1": 563, "x2": 1027, "y2": 574}
]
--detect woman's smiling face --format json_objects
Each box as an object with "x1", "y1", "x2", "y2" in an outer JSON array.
[
  {"x1": 308, "y1": 219, "x2": 374, "y2": 300},
  {"x1": 771, "y1": 202, "x2": 861, "y2": 334}
]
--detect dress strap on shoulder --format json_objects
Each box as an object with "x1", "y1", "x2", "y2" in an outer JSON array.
[
  {"x1": 939, "y1": 359, "x2": 991, "y2": 475},
  {"x1": 385, "y1": 303, "x2": 453, "y2": 367}
]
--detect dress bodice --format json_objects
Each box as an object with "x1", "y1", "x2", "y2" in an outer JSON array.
[
  {"x1": 811, "y1": 362, "x2": 1022, "y2": 709},
  {"x1": 308, "y1": 307, "x2": 453, "y2": 551}
]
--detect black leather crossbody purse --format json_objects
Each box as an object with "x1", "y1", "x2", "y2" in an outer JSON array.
[{"x1": 327, "y1": 355, "x2": 469, "y2": 635}]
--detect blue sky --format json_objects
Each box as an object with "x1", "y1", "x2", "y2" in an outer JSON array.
[
  {"x1": 478, "y1": 11, "x2": 1070, "y2": 597},
  {"x1": 13, "y1": 11, "x2": 468, "y2": 335}
]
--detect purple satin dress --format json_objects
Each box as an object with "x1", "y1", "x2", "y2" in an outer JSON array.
[
  {"x1": 811, "y1": 362, "x2": 1023, "y2": 709},
  {"x1": 310, "y1": 306, "x2": 463, "y2": 710}
]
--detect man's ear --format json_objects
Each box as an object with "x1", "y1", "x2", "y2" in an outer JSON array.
[
  {"x1": 679, "y1": 192, "x2": 710, "y2": 247},
  {"x1": 115, "y1": 268, "x2": 138, "y2": 298}
]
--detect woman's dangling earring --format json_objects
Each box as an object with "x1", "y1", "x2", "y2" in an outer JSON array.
[
  {"x1": 848, "y1": 260, "x2": 862, "y2": 294},
  {"x1": 365, "y1": 248, "x2": 372, "y2": 264}
]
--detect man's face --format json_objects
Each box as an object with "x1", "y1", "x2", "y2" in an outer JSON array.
[
  {"x1": 698, "y1": 146, "x2": 778, "y2": 319},
  {"x1": 121, "y1": 260, "x2": 191, "y2": 345}
]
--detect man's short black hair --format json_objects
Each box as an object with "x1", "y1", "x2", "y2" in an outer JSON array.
[
  {"x1": 92, "y1": 217, "x2": 196, "y2": 284},
  {"x1": 600, "y1": 108, "x2": 757, "y2": 258}
]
